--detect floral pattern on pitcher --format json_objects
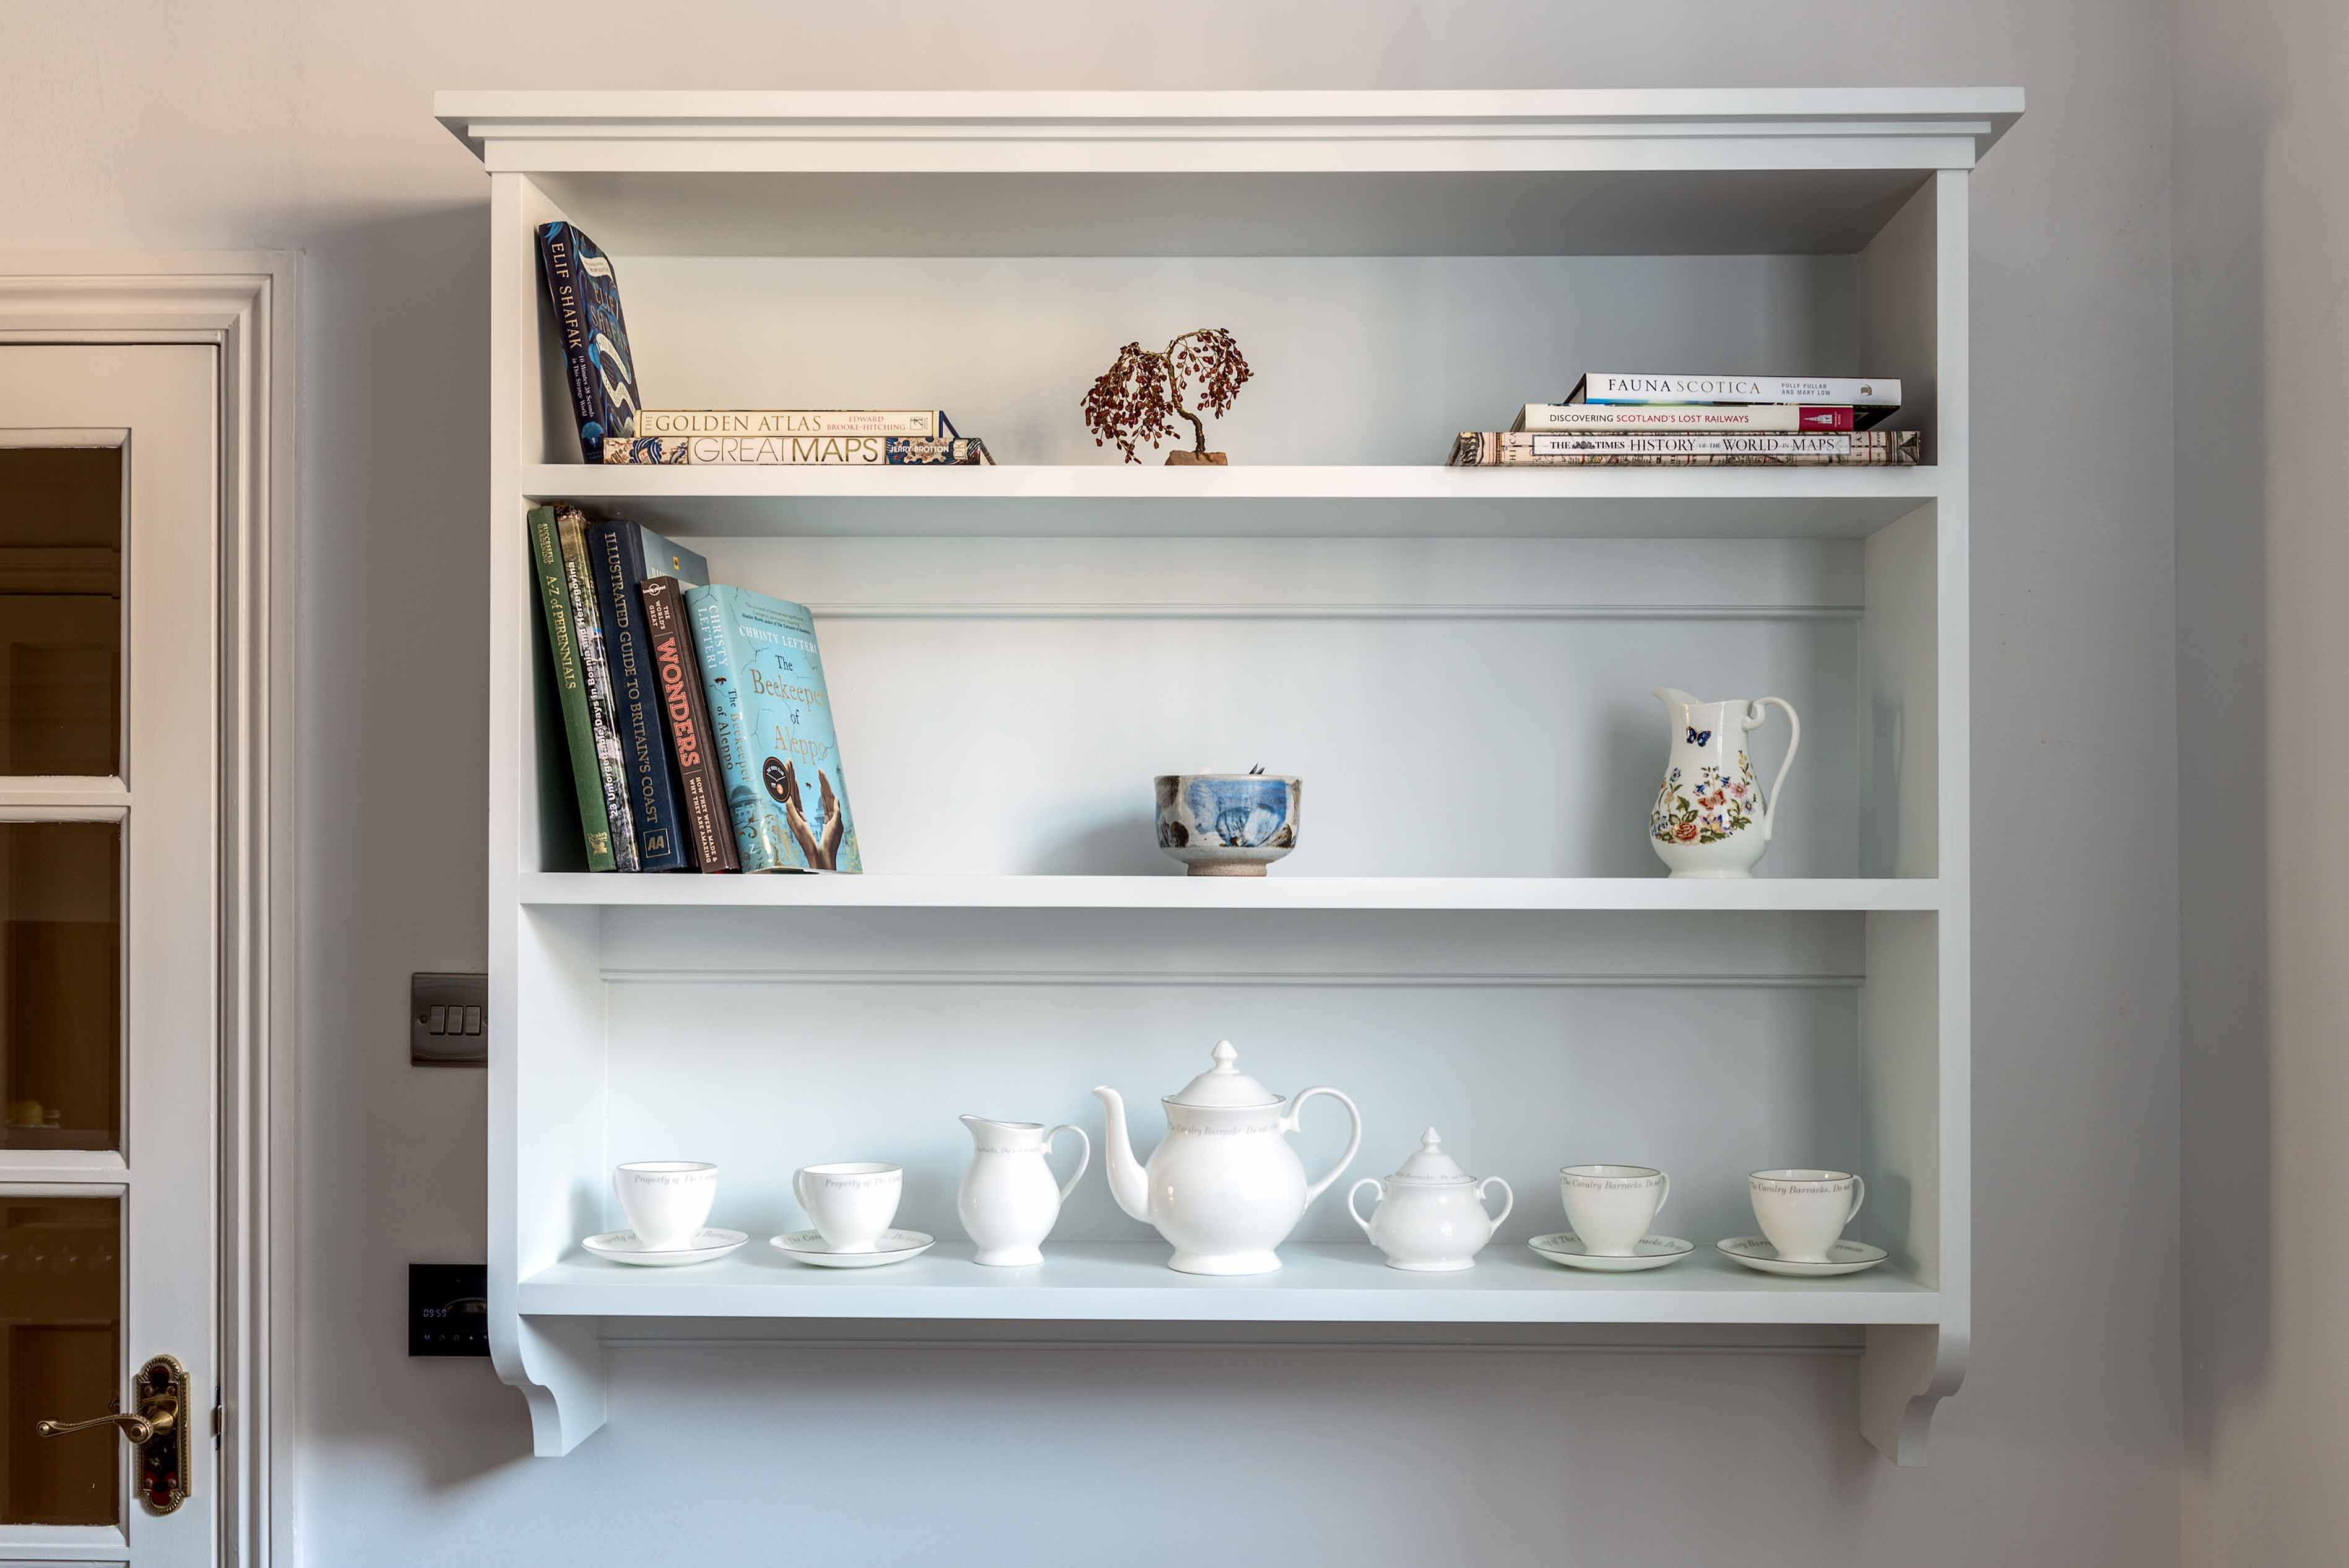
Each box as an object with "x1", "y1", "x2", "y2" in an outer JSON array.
[{"x1": 1651, "y1": 751, "x2": 1759, "y2": 845}]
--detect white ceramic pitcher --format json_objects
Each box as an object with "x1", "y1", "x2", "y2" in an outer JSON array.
[
  {"x1": 1650, "y1": 688, "x2": 1801, "y2": 878},
  {"x1": 957, "y1": 1115, "x2": 1090, "y2": 1267}
]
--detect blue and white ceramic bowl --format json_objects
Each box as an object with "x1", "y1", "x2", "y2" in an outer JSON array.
[{"x1": 1154, "y1": 773, "x2": 1301, "y2": 877}]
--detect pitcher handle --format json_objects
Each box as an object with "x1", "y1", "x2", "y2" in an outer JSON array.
[
  {"x1": 1476, "y1": 1176, "x2": 1514, "y2": 1230},
  {"x1": 1045, "y1": 1123, "x2": 1092, "y2": 1204},
  {"x1": 1285, "y1": 1087, "x2": 1364, "y2": 1205},
  {"x1": 1347, "y1": 1178, "x2": 1383, "y2": 1235},
  {"x1": 1745, "y1": 697, "x2": 1802, "y2": 842}
]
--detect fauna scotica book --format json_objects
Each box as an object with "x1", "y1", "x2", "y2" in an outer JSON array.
[
  {"x1": 535, "y1": 222, "x2": 642, "y2": 461},
  {"x1": 685, "y1": 583, "x2": 863, "y2": 874}
]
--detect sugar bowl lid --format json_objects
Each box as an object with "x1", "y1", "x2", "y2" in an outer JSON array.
[
  {"x1": 1386, "y1": 1127, "x2": 1474, "y2": 1184},
  {"x1": 1167, "y1": 1040, "x2": 1283, "y2": 1108}
]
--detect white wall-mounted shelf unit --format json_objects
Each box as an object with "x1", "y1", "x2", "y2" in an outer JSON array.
[{"x1": 449, "y1": 87, "x2": 2012, "y2": 1468}]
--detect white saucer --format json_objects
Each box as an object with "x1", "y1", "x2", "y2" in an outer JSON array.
[
  {"x1": 769, "y1": 1229, "x2": 935, "y2": 1269},
  {"x1": 1715, "y1": 1236, "x2": 1888, "y2": 1276},
  {"x1": 1528, "y1": 1233, "x2": 1694, "y2": 1272},
  {"x1": 582, "y1": 1228, "x2": 748, "y2": 1267}
]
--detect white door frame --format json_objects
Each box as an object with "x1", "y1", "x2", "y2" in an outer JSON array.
[{"x1": 0, "y1": 254, "x2": 299, "y2": 1568}]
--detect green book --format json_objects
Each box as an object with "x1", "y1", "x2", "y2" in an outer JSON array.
[{"x1": 527, "y1": 506, "x2": 616, "y2": 871}]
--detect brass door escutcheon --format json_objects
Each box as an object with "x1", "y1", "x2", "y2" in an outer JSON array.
[{"x1": 36, "y1": 1353, "x2": 193, "y2": 1514}]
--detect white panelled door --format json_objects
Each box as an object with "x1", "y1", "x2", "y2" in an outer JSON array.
[{"x1": 0, "y1": 347, "x2": 219, "y2": 1566}]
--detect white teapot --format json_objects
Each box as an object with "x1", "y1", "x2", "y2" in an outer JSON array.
[
  {"x1": 1348, "y1": 1129, "x2": 1513, "y2": 1271},
  {"x1": 1094, "y1": 1040, "x2": 1361, "y2": 1276}
]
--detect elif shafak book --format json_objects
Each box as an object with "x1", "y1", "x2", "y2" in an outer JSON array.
[
  {"x1": 535, "y1": 222, "x2": 642, "y2": 460},
  {"x1": 685, "y1": 584, "x2": 863, "y2": 873}
]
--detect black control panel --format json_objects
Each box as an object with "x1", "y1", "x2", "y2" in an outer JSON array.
[{"x1": 408, "y1": 1264, "x2": 490, "y2": 1357}]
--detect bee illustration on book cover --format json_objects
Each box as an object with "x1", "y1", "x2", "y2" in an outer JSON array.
[{"x1": 687, "y1": 583, "x2": 863, "y2": 873}]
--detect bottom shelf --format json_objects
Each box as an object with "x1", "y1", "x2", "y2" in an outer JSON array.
[{"x1": 517, "y1": 1241, "x2": 1936, "y2": 1325}]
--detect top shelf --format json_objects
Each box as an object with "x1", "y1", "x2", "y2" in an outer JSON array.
[
  {"x1": 441, "y1": 88, "x2": 2021, "y2": 257},
  {"x1": 522, "y1": 463, "x2": 1939, "y2": 540}
]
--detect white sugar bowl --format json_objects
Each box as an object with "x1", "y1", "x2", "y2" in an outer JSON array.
[{"x1": 1346, "y1": 1129, "x2": 1513, "y2": 1272}]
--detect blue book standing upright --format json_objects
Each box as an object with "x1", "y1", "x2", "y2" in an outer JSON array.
[
  {"x1": 535, "y1": 221, "x2": 641, "y2": 461},
  {"x1": 685, "y1": 584, "x2": 863, "y2": 873},
  {"x1": 585, "y1": 521, "x2": 709, "y2": 871}
]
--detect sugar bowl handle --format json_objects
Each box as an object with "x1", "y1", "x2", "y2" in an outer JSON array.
[{"x1": 1476, "y1": 1176, "x2": 1514, "y2": 1230}]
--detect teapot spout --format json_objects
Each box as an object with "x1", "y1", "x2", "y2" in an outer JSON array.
[
  {"x1": 1654, "y1": 686, "x2": 1702, "y2": 708},
  {"x1": 1091, "y1": 1087, "x2": 1151, "y2": 1223}
]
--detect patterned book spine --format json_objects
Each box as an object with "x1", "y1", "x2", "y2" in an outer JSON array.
[
  {"x1": 639, "y1": 575, "x2": 739, "y2": 873},
  {"x1": 637, "y1": 410, "x2": 958, "y2": 439},
  {"x1": 602, "y1": 434, "x2": 993, "y2": 467},
  {"x1": 685, "y1": 585, "x2": 792, "y2": 872},
  {"x1": 1448, "y1": 430, "x2": 1921, "y2": 467},
  {"x1": 553, "y1": 507, "x2": 638, "y2": 870},
  {"x1": 527, "y1": 507, "x2": 616, "y2": 871}
]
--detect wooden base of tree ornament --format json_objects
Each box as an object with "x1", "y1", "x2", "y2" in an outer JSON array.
[{"x1": 1165, "y1": 451, "x2": 1229, "y2": 465}]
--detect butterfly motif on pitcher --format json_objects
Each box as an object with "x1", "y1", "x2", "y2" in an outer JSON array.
[{"x1": 1685, "y1": 726, "x2": 1712, "y2": 746}]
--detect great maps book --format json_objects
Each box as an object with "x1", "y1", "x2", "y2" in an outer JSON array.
[
  {"x1": 685, "y1": 584, "x2": 863, "y2": 874},
  {"x1": 535, "y1": 222, "x2": 642, "y2": 462},
  {"x1": 602, "y1": 434, "x2": 993, "y2": 466}
]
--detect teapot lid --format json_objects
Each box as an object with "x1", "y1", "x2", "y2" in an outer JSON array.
[
  {"x1": 1166, "y1": 1041, "x2": 1283, "y2": 1108},
  {"x1": 1386, "y1": 1127, "x2": 1474, "y2": 1184}
]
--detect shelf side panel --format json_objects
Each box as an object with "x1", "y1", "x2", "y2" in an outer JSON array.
[
  {"x1": 489, "y1": 902, "x2": 612, "y2": 1453},
  {"x1": 1859, "y1": 509, "x2": 1939, "y2": 879}
]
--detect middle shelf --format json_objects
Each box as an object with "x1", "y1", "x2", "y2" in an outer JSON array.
[
  {"x1": 515, "y1": 872, "x2": 1943, "y2": 912},
  {"x1": 518, "y1": 1241, "x2": 1938, "y2": 1324}
]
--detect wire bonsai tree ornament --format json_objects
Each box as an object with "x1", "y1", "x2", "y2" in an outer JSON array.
[{"x1": 1081, "y1": 327, "x2": 1253, "y2": 463}]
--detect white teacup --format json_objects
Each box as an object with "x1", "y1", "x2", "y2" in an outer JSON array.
[
  {"x1": 613, "y1": 1161, "x2": 718, "y2": 1251},
  {"x1": 1559, "y1": 1163, "x2": 1670, "y2": 1257},
  {"x1": 795, "y1": 1161, "x2": 903, "y2": 1253},
  {"x1": 1749, "y1": 1168, "x2": 1865, "y2": 1263}
]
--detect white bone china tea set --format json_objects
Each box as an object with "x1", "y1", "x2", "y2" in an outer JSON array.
[{"x1": 584, "y1": 1039, "x2": 1881, "y2": 1279}]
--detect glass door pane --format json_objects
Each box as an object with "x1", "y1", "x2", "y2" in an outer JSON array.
[
  {"x1": 0, "y1": 824, "x2": 119, "y2": 1152},
  {"x1": 0, "y1": 1193, "x2": 121, "y2": 1526},
  {"x1": 0, "y1": 446, "x2": 123, "y2": 778}
]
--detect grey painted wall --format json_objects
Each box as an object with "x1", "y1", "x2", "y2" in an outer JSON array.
[
  {"x1": 1, "y1": 3, "x2": 2182, "y2": 1562},
  {"x1": 2173, "y1": 0, "x2": 2349, "y2": 1561}
]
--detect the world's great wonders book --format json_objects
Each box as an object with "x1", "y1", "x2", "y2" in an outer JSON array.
[
  {"x1": 638, "y1": 575, "x2": 740, "y2": 873},
  {"x1": 685, "y1": 584, "x2": 863, "y2": 874},
  {"x1": 526, "y1": 507, "x2": 616, "y2": 871},
  {"x1": 553, "y1": 507, "x2": 638, "y2": 871},
  {"x1": 535, "y1": 222, "x2": 641, "y2": 462},
  {"x1": 585, "y1": 520, "x2": 710, "y2": 872}
]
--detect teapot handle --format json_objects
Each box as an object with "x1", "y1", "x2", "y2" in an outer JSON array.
[
  {"x1": 1346, "y1": 1178, "x2": 1383, "y2": 1235},
  {"x1": 1045, "y1": 1123, "x2": 1091, "y2": 1203},
  {"x1": 1743, "y1": 697, "x2": 1801, "y2": 842},
  {"x1": 1284, "y1": 1087, "x2": 1364, "y2": 1205},
  {"x1": 1477, "y1": 1176, "x2": 1514, "y2": 1230}
]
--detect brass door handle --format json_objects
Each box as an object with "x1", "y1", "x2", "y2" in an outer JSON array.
[
  {"x1": 37, "y1": 1399, "x2": 174, "y2": 1443},
  {"x1": 33, "y1": 1355, "x2": 191, "y2": 1514}
]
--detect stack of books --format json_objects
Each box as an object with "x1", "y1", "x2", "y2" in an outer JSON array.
[
  {"x1": 1450, "y1": 373, "x2": 1921, "y2": 467},
  {"x1": 527, "y1": 504, "x2": 865, "y2": 875},
  {"x1": 535, "y1": 220, "x2": 993, "y2": 467}
]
